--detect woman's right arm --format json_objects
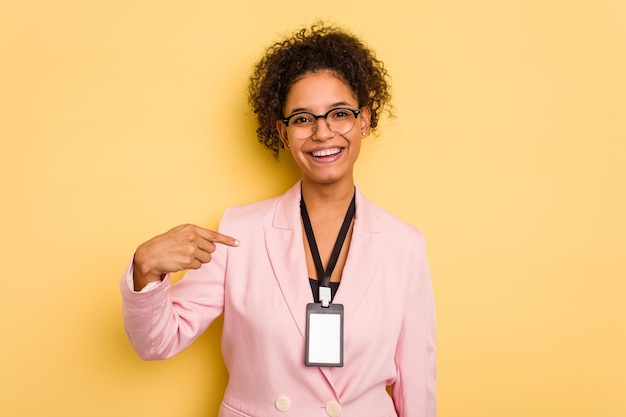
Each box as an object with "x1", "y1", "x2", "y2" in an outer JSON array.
[{"x1": 120, "y1": 222, "x2": 239, "y2": 360}]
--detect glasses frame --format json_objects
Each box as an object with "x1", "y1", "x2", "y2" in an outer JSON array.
[{"x1": 281, "y1": 107, "x2": 362, "y2": 138}]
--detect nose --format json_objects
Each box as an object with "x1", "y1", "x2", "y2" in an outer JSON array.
[{"x1": 311, "y1": 116, "x2": 335, "y2": 141}]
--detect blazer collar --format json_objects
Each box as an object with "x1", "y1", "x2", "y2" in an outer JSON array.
[
  {"x1": 270, "y1": 181, "x2": 381, "y2": 232},
  {"x1": 264, "y1": 181, "x2": 385, "y2": 392},
  {"x1": 264, "y1": 180, "x2": 385, "y2": 332}
]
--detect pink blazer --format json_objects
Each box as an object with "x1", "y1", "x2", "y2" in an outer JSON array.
[{"x1": 121, "y1": 182, "x2": 436, "y2": 417}]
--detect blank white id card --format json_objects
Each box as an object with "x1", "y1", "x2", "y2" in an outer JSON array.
[{"x1": 305, "y1": 303, "x2": 344, "y2": 367}]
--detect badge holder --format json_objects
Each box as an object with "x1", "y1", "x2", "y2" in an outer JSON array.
[
  {"x1": 305, "y1": 287, "x2": 344, "y2": 367},
  {"x1": 301, "y1": 191, "x2": 353, "y2": 368}
]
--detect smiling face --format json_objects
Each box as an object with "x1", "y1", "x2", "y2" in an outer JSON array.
[{"x1": 277, "y1": 71, "x2": 371, "y2": 190}]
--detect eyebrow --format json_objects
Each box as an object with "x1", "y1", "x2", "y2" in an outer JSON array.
[{"x1": 287, "y1": 101, "x2": 354, "y2": 115}]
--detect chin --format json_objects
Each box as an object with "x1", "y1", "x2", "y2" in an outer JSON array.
[{"x1": 305, "y1": 172, "x2": 352, "y2": 186}]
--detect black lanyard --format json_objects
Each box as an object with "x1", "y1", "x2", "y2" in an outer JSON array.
[{"x1": 300, "y1": 190, "x2": 356, "y2": 289}]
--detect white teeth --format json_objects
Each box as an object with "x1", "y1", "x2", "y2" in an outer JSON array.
[{"x1": 312, "y1": 148, "x2": 341, "y2": 157}]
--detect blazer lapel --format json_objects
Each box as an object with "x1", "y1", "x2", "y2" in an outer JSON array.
[
  {"x1": 332, "y1": 188, "x2": 386, "y2": 326},
  {"x1": 264, "y1": 182, "x2": 311, "y2": 340}
]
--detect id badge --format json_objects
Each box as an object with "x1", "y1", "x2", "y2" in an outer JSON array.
[{"x1": 305, "y1": 303, "x2": 344, "y2": 367}]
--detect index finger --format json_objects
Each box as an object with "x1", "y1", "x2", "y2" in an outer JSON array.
[{"x1": 199, "y1": 228, "x2": 240, "y2": 247}]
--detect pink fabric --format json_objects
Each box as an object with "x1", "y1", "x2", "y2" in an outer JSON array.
[{"x1": 121, "y1": 182, "x2": 436, "y2": 417}]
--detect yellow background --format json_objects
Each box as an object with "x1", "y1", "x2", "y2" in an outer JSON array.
[{"x1": 1, "y1": 0, "x2": 624, "y2": 416}]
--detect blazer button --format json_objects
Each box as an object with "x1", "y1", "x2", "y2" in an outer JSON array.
[
  {"x1": 325, "y1": 401, "x2": 341, "y2": 417},
  {"x1": 275, "y1": 396, "x2": 291, "y2": 412}
]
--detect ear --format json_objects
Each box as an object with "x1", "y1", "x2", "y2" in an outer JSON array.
[
  {"x1": 359, "y1": 106, "x2": 372, "y2": 136},
  {"x1": 276, "y1": 120, "x2": 290, "y2": 149}
]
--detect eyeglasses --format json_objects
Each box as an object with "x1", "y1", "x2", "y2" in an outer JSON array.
[{"x1": 281, "y1": 107, "x2": 361, "y2": 139}]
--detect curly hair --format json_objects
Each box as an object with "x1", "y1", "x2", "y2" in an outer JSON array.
[{"x1": 247, "y1": 22, "x2": 393, "y2": 158}]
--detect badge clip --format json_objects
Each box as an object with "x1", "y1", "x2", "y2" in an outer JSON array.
[{"x1": 319, "y1": 286, "x2": 331, "y2": 308}]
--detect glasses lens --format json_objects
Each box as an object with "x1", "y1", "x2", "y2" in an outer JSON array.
[
  {"x1": 288, "y1": 113, "x2": 316, "y2": 139},
  {"x1": 326, "y1": 108, "x2": 357, "y2": 135}
]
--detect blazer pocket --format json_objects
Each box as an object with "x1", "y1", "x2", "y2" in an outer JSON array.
[{"x1": 220, "y1": 401, "x2": 253, "y2": 417}]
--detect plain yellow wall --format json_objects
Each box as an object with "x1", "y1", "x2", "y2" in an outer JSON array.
[{"x1": 1, "y1": 1, "x2": 625, "y2": 416}]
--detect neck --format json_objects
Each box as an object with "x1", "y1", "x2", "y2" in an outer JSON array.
[{"x1": 301, "y1": 178, "x2": 355, "y2": 215}]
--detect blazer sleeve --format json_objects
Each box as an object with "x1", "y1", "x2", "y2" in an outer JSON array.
[
  {"x1": 120, "y1": 210, "x2": 232, "y2": 360},
  {"x1": 392, "y1": 231, "x2": 437, "y2": 417}
]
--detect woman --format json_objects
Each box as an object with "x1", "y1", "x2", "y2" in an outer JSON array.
[{"x1": 121, "y1": 23, "x2": 436, "y2": 417}]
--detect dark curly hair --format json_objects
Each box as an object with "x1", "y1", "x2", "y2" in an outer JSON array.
[{"x1": 247, "y1": 22, "x2": 393, "y2": 158}]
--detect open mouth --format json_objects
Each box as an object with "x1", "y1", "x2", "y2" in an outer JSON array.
[{"x1": 310, "y1": 148, "x2": 342, "y2": 158}]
